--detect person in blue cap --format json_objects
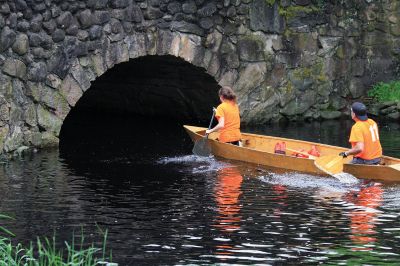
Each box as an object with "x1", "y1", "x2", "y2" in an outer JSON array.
[{"x1": 339, "y1": 102, "x2": 382, "y2": 164}]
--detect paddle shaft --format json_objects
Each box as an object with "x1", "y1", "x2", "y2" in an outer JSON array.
[{"x1": 205, "y1": 108, "x2": 216, "y2": 139}]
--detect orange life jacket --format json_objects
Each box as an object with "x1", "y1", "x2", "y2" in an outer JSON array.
[{"x1": 308, "y1": 145, "x2": 320, "y2": 157}]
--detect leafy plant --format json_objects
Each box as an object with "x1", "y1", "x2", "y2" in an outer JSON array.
[
  {"x1": 0, "y1": 214, "x2": 15, "y2": 237},
  {"x1": 0, "y1": 217, "x2": 112, "y2": 266},
  {"x1": 368, "y1": 80, "x2": 400, "y2": 102},
  {"x1": 265, "y1": 0, "x2": 276, "y2": 6}
]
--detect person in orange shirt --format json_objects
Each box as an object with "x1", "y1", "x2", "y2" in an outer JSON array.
[
  {"x1": 206, "y1": 86, "x2": 241, "y2": 145},
  {"x1": 339, "y1": 102, "x2": 382, "y2": 165}
]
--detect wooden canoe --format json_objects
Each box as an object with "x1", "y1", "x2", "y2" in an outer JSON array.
[{"x1": 184, "y1": 125, "x2": 400, "y2": 181}]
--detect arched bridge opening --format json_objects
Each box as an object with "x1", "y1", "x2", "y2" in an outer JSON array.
[{"x1": 59, "y1": 55, "x2": 220, "y2": 159}]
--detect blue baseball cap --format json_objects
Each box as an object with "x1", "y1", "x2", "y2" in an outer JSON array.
[{"x1": 351, "y1": 102, "x2": 368, "y2": 121}]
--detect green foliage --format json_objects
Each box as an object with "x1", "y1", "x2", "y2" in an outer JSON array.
[
  {"x1": 368, "y1": 81, "x2": 400, "y2": 102},
  {"x1": 265, "y1": 0, "x2": 276, "y2": 6},
  {"x1": 0, "y1": 214, "x2": 15, "y2": 237},
  {"x1": 0, "y1": 219, "x2": 113, "y2": 266}
]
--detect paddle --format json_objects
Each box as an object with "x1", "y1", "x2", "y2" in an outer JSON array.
[
  {"x1": 314, "y1": 155, "x2": 358, "y2": 184},
  {"x1": 286, "y1": 148, "x2": 358, "y2": 183},
  {"x1": 314, "y1": 155, "x2": 343, "y2": 175},
  {"x1": 192, "y1": 108, "x2": 216, "y2": 157}
]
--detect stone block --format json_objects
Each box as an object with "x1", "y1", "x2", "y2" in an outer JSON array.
[
  {"x1": 37, "y1": 105, "x2": 63, "y2": 136},
  {"x1": 237, "y1": 36, "x2": 265, "y2": 61},
  {"x1": 170, "y1": 21, "x2": 204, "y2": 36},
  {"x1": 320, "y1": 110, "x2": 342, "y2": 120},
  {"x1": 235, "y1": 62, "x2": 266, "y2": 94},
  {"x1": 23, "y1": 102, "x2": 37, "y2": 127},
  {"x1": 280, "y1": 90, "x2": 317, "y2": 116},
  {"x1": 60, "y1": 74, "x2": 83, "y2": 107},
  {"x1": 3, "y1": 59, "x2": 27, "y2": 79},
  {"x1": 249, "y1": 0, "x2": 284, "y2": 34},
  {"x1": 0, "y1": 126, "x2": 9, "y2": 152},
  {"x1": 12, "y1": 33, "x2": 29, "y2": 55},
  {"x1": 40, "y1": 132, "x2": 59, "y2": 148},
  {"x1": 56, "y1": 11, "x2": 73, "y2": 29},
  {"x1": 349, "y1": 78, "x2": 365, "y2": 98},
  {"x1": 4, "y1": 126, "x2": 23, "y2": 152},
  {"x1": 0, "y1": 26, "x2": 16, "y2": 52}
]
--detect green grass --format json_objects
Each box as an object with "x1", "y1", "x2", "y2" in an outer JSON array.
[
  {"x1": 0, "y1": 215, "x2": 113, "y2": 266},
  {"x1": 368, "y1": 80, "x2": 400, "y2": 102},
  {"x1": 0, "y1": 214, "x2": 15, "y2": 237}
]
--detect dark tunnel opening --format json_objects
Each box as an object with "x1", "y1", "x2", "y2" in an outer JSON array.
[
  {"x1": 64, "y1": 55, "x2": 220, "y2": 121},
  {"x1": 59, "y1": 55, "x2": 220, "y2": 160}
]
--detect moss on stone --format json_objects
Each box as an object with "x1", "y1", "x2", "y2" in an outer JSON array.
[
  {"x1": 265, "y1": 0, "x2": 276, "y2": 6},
  {"x1": 293, "y1": 62, "x2": 328, "y2": 83},
  {"x1": 282, "y1": 27, "x2": 293, "y2": 39},
  {"x1": 285, "y1": 81, "x2": 294, "y2": 95},
  {"x1": 293, "y1": 67, "x2": 312, "y2": 79},
  {"x1": 278, "y1": 5, "x2": 319, "y2": 19}
]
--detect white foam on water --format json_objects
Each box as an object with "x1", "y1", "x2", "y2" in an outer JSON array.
[
  {"x1": 157, "y1": 154, "x2": 232, "y2": 174},
  {"x1": 333, "y1": 172, "x2": 359, "y2": 184},
  {"x1": 258, "y1": 172, "x2": 355, "y2": 193},
  {"x1": 191, "y1": 160, "x2": 231, "y2": 174},
  {"x1": 157, "y1": 154, "x2": 214, "y2": 164}
]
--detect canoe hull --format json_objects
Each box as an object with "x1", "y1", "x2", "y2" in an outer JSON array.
[{"x1": 184, "y1": 125, "x2": 400, "y2": 181}]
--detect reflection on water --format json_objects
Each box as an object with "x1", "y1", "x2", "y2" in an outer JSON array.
[
  {"x1": 0, "y1": 115, "x2": 399, "y2": 265},
  {"x1": 212, "y1": 167, "x2": 243, "y2": 260},
  {"x1": 213, "y1": 167, "x2": 243, "y2": 233},
  {"x1": 346, "y1": 182, "x2": 383, "y2": 247}
]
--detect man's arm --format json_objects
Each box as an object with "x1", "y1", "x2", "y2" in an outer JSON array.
[{"x1": 339, "y1": 142, "x2": 364, "y2": 157}]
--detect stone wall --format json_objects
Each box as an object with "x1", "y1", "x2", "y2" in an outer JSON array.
[{"x1": 0, "y1": 0, "x2": 399, "y2": 154}]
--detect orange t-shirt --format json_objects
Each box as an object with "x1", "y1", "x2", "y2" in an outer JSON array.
[
  {"x1": 349, "y1": 119, "x2": 382, "y2": 160},
  {"x1": 215, "y1": 101, "x2": 241, "y2": 143}
]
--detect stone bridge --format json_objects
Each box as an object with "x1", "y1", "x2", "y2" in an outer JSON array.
[{"x1": 0, "y1": 0, "x2": 399, "y2": 154}]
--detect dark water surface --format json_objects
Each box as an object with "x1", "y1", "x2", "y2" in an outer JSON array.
[{"x1": 1, "y1": 115, "x2": 400, "y2": 265}]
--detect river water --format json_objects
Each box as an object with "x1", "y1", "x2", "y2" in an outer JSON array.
[{"x1": 0, "y1": 114, "x2": 399, "y2": 265}]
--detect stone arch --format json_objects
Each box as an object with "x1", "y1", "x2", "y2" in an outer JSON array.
[
  {"x1": 42, "y1": 29, "x2": 235, "y2": 148},
  {"x1": 60, "y1": 29, "x2": 236, "y2": 108}
]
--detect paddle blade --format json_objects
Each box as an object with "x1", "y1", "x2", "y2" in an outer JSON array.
[
  {"x1": 314, "y1": 155, "x2": 344, "y2": 175},
  {"x1": 192, "y1": 137, "x2": 211, "y2": 157},
  {"x1": 333, "y1": 172, "x2": 359, "y2": 184}
]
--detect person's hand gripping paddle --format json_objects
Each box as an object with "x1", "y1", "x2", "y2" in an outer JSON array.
[{"x1": 192, "y1": 108, "x2": 216, "y2": 157}]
